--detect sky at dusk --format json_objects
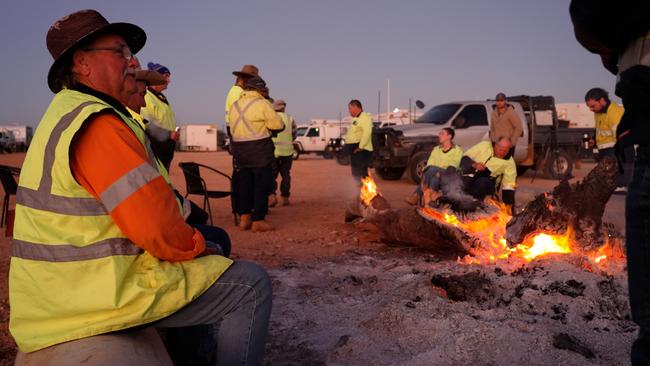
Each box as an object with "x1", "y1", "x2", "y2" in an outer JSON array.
[{"x1": 0, "y1": 0, "x2": 617, "y2": 129}]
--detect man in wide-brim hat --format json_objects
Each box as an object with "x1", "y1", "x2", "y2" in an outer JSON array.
[
  {"x1": 9, "y1": 9, "x2": 272, "y2": 365},
  {"x1": 225, "y1": 64, "x2": 260, "y2": 123}
]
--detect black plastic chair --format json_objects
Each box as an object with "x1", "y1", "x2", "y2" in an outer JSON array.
[
  {"x1": 178, "y1": 162, "x2": 232, "y2": 225},
  {"x1": 0, "y1": 165, "x2": 20, "y2": 228}
]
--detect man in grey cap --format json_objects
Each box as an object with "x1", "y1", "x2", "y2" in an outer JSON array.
[
  {"x1": 490, "y1": 92, "x2": 523, "y2": 156},
  {"x1": 269, "y1": 99, "x2": 297, "y2": 207},
  {"x1": 10, "y1": 9, "x2": 272, "y2": 365}
]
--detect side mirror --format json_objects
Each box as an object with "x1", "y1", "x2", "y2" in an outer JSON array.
[{"x1": 415, "y1": 100, "x2": 425, "y2": 109}]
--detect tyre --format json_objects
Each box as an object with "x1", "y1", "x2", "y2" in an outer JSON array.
[
  {"x1": 292, "y1": 148, "x2": 300, "y2": 160},
  {"x1": 544, "y1": 149, "x2": 573, "y2": 180},
  {"x1": 322, "y1": 147, "x2": 334, "y2": 160},
  {"x1": 408, "y1": 151, "x2": 430, "y2": 184},
  {"x1": 336, "y1": 153, "x2": 350, "y2": 166},
  {"x1": 516, "y1": 165, "x2": 529, "y2": 176},
  {"x1": 375, "y1": 167, "x2": 405, "y2": 181}
]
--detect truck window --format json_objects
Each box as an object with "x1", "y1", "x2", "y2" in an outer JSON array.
[
  {"x1": 453, "y1": 105, "x2": 488, "y2": 128},
  {"x1": 296, "y1": 127, "x2": 308, "y2": 136},
  {"x1": 306, "y1": 127, "x2": 320, "y2": 137},
  {"x1": 416, "y1": 104, "x2": 461, "y2": 125}
]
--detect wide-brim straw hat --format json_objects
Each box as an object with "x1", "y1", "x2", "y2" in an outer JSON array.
[
  {"x1": 232, "y1": 64, "x2": 259, "y2": 78},
  {"x1": 135, "y1": 70, "x2": 165, "y2": 86},
  {"x1": 46, "y1": 9, "x2": 146, "y2": 92}
]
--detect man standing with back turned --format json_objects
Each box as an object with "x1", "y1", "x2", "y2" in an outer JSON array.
[{"x1": 9, "y1": 9, "x2": 271, "y2": 365}]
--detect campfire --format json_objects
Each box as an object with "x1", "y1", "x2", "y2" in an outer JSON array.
[{"x1": 347, "y1": 158, "x2": 626, "y2": 273}]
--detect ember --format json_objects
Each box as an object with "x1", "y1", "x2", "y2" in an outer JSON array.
[{"x1": 419, "y1": 200, "x2": 623, "y2": 270}]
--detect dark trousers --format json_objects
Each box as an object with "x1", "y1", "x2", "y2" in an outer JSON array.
[
  {"x1": 627, "y1": 145, "x2": 650, "y2": 365},
  {"x1": 164, "y1": 230, "x2": 231, "y2": 365},
  {"x1": 239, "y1": 165, "x2": 272, "y2": 221},
  {"x1": 151, "y1": 138, "x2": 176, "y2": 171},
  {"x1": 460, "y1": 156, "x2": 496, "y2": 200},
  {"x1": 598, "y1": 146, "x2": 635, "y2": 188},
  {"x1": 350, "y1": 144, "x2": 373, "y2": 181},
  {"x1": 272, "y1": 156, "x2": 293, "y2": 197}
]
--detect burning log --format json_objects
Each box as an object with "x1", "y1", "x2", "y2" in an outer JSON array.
[
  {"x1": 506, "y1": 157, "x2": 618, "y2": 251},
  {"x1": 346, "y1": 177, "x2": 499, "y2": 258}
]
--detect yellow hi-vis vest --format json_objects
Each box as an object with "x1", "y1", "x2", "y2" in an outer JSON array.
[
  {"x1": 141, "y1": 89, "x2": 177, "y2": 132},
  {"x1": 426, "y1": 144, "x2": 463, "y2": 169},
  {"x1": 9, "y1": 89, "x2": 232, "y2": 352},
  {"x1": 273, "y1": 112, "x2": 294, "y2": 157},
  {"x1": 464, "y1": 140, "x2": 517, "y2": 190},
  {"x1": 594, "y1": 102, "x2": 624, "y2": 149}
]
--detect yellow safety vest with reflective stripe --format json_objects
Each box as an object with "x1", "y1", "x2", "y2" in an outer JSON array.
[
  {"x1": 464, "y1": 140, "x2": 517, "y2": 190},
  {"x1": 141, "y1": 89, "x2": 176, "y2": 131},
  {"x1": 9, "y1": 89, "x2": 232, "y2": 352},
  {"x1": 594, "y1": 102, "x2": 624, "y2": 149},
  {"x1": 426, "y1": 144, "x2": 463, "y2": 169},
  {"x1": 227, "y1": 91, "x2": 283, "y2": 142},
  {"x1": 273, "y1": 112, "x2": 294, "y2": 157}
]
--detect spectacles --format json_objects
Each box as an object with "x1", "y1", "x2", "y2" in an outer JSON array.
[{"x1": 83, "y1": 45, "x2": 133, "y2": 61}]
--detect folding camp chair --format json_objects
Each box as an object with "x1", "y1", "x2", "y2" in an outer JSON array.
[
  {"x1": 0, "y1": 165, "x2": 20, "y2": 228},
  {"x1": 178, "y1": 162, "x2": 232, "y2": 226}
]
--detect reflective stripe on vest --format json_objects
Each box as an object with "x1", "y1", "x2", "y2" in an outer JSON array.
[
  {"x1": 12, "y1": 237, "x2": 143, "y2": 261},
  {"x1": 229, "y1": 99, "x2": 270, "y2": 141},
  {"x1": 9, "y1": 89, "x2": 233, "y2": 353}
]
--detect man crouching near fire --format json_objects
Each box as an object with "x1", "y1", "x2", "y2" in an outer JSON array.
[{"x1": 460, "y1": 137, "x2": 517, "y2": 212}]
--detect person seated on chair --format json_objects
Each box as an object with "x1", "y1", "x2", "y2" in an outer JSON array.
[
  {"x1": 460, "y1": 136, "x2": 517, "y2": 211},
  {"x1": 405, "y1": 128, "x2": 463, "y2": 205},
  {"x1": 9, "y1": 11, "x2": 271, "y2": 366}
]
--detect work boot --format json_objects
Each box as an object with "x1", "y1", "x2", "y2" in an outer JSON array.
[
  {"x1": 239, "y1": 214, "x2": 252, "y2": 231},
  {"x1": 280, "y1": 196, "x2": 290, "y2": 206},
  {"x1": 268, "y1": 194, "x2": 278, "y2": 207},
  {"x1": 405, "y1": 192, "x2": 419, "y2": 206},
  {"x1": 251, "y1": 220, "x2": 274, "y2": 232}
]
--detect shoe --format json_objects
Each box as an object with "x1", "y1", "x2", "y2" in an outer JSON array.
[
  {"x1": 280, "y1": 196, "x2": 290, "y2": 206},
  {"x1": 268, "y1": 194, "x2": 277, "y2": 207},
  {"x1": 405, "y1": 192, "x2": 419, "y2": 206},
  {"x1": 614, "y1": 187, "x2": 627, "y2": 195},
  {"x1": 252, "y1": 220, "x2": 274, "y2": 232},
  {"x1": 239, "y1": 214, "x2": 252, "y2": 231}
]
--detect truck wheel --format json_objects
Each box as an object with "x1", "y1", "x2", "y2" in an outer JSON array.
[
  {"x1": 375, "y1": 167, "x2": 405, "y2": 181},
  {"x1": 336, "y1": 153, "x2": 350, "y2": 166},
  {"x1": 292, "y1": 148, "x2": 300, "y2": 160},
  {"x1": 408, "y1": 152, "x2": 429, "y2": 184},
  {"x1": 544, "y1": 150, "x2": 573, "y2": 180}
]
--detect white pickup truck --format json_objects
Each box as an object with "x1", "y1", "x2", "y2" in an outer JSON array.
[
  {"x1": 293, "y1": 122, "x2": 349, "y2": 160},
  {"x1": 372, "y1": 95, "x2": 594, "y2": 183}
]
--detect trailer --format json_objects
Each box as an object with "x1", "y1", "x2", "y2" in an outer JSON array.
[
  {"x1": 179, "y1": 124, "x2": 219, "y2": 151},
  {"x1": 0, "y1": 125, "x2": 32, "y2": 151}
]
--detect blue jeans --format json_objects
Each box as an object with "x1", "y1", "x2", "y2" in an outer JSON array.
[
  {"x1": 155, "y1": 261, "x2": 273, "y2": 366},
  {"x1": 627, "y1": 145, "x2": 650, "y2": 365},
  {"x1": 416, "y1": 166, "x2": 445, "y2": 196}
]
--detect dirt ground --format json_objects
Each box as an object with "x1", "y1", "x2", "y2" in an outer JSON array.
[{"x1": 0, "y1": 151, "x2": 632, "y2": 365}]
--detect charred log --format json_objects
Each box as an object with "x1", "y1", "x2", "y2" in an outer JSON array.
[
  {"x1": 345, "y1": 195, "x2": 492, "y2": 258},
  {"x1": 506, "y1": 157, "x2": 618, "y2": 250}
]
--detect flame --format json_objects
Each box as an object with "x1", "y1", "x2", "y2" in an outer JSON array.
[
  {"x1": 360, "y1": 176, "x2": 378, "y2": 206},
  {"x1": 514, "y1": 232, "x2": 572, "y2": 261},
  {"x1": 421, "y1": 200, "x2": 593, "y2": 264}
]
